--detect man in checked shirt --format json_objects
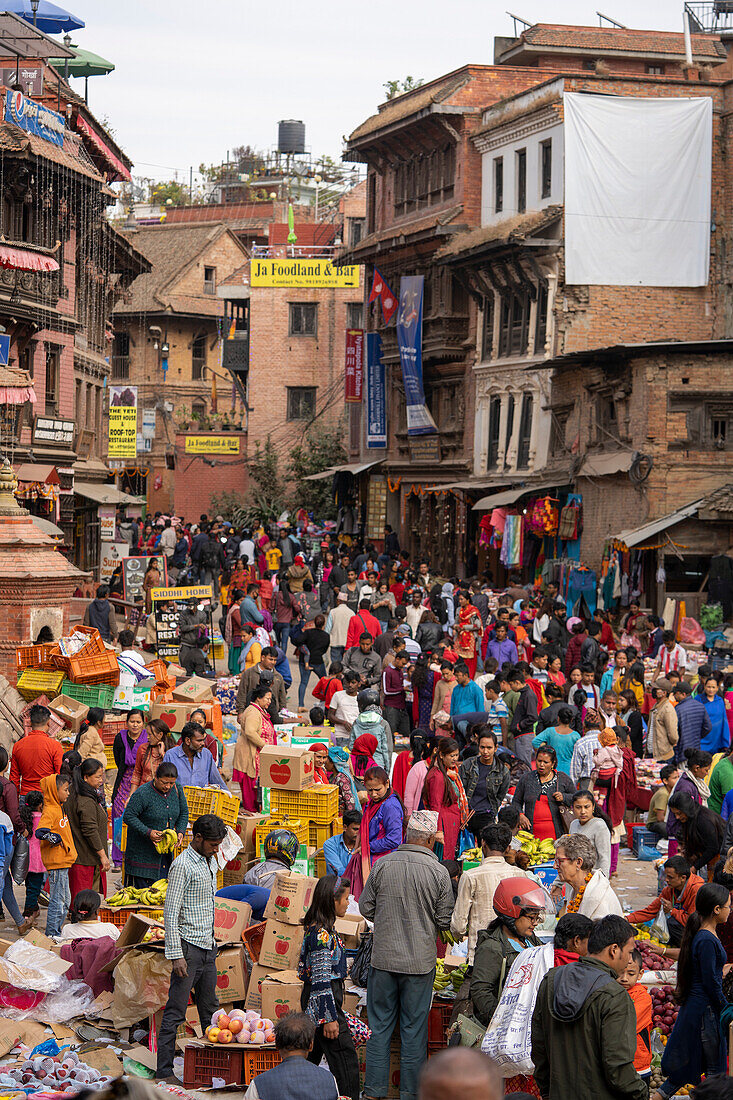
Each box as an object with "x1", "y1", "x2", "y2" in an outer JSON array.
[{"x1": 156, "y1": 813, "x2": 228, "y2": 1082}]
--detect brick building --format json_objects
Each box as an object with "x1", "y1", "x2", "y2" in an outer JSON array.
[
  {"x1": 341, "y1": 22, "x2": 733, "y2": 589},
  {"x1": 0, "y1": 26, "x2": 148, "y2": 576},
  {"x1": 113, "y1": 223, "x2": 250, "y2": 516}
]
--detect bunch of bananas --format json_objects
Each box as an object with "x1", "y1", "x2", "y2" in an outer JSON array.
[
  {"x1": 107, "y1": 879, "x2": 168, "y2": 908},
  {"x1": 517, "y1": 831, "x2": 556, "y2": 865},
  {"x1": 460, "y1": 847, "x2": 482, "y2": 862},
  {"x1": 154, "y1": 829, "x2": 178, "y2": 854},
  {"x1": 433, "y1": 959, "x2": 468, "y2": 993},
  {"x1": 439, "y1": 929, "x2": 458, "y2": 946},
  {"x1": 633, "y1": 927, "x2": 667, "y2": 949}
]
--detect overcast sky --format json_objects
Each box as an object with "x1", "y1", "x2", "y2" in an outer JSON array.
[{"x1": 67, "y1": 0, "x2": 687, "y2": 183}]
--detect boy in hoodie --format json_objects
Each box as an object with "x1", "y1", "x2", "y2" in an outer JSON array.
[
  {"x1": 37, "y1": 774, "x2": 77, "y2": 938},
  {"x1": 531, "y1": 914, "x2": 647, "y2": 1100}
]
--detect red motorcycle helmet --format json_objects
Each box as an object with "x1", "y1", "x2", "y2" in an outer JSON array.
[{"x1": 492, "y1": 877, "x2": 547, "y2": 921}]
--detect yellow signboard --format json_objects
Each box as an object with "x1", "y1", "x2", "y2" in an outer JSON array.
[
  {"x1": 250, "y1": 258, "x2": 360, "y2": 288},
  {"x1": 184, "y1": 435, "x2": 240, "y2": 454},
  {"x1": 151, "y1": 585, "x2": 213, "y2": 601},
  {"x1": 108, "y1": 385, "x2": 138, "y2": 458}
]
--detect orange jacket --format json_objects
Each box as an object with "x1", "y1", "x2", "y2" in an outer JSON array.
[
  {"x1": 38, "y1": 775, "x2": 77, "y2": 870},
  {"x1": 627, "y1": 873, "x2": 704, "y2": 928},
  {"x1": 628, "y1": 983, "x2": 653, "y2": 1073}
]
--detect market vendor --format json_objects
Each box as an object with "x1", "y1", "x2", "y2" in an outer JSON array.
[
  {"x1": 163, "y1": 722, "x2": 228, "y2": 790},
  {"x1": 110, "y1": 708, "x2": 148, "y2": 866},
  {"x1": 626, "y1": 855, "x2": 703, "y2": 948},
  {"x1": 122, "y1": 763, "x2": 188, "y2": 887}
]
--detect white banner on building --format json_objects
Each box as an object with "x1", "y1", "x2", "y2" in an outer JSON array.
[{"x1": 563, "y1": 92, "x2": 712, "y2": 287}]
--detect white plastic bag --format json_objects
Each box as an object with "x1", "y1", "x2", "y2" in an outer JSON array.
[
  {"x1": 650, "y1": 907, "x2": 670, "y2": 945},
  {"x1": 481, "y1": 941, "x2": 554, "y2": 1077}
]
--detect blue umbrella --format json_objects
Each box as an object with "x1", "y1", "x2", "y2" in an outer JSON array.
[{"x1": 3, "y1": 0, "x2": 84, "y2": 32}]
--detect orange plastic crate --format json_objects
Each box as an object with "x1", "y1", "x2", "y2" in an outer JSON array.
[
  {"x1": 50, "y1": 627, "x2": 107, "y2": 670},
  {"x1": 99, "y1": 906, "x2": 164, "y2": 927},
  {"x1": 145, "y1": 659, "x2": 175, "y2": 689},
  {"x1": 16, "y1": 643, "x2": 57, "y2": 672},
  {"x1": 242, "y1": 920, "x2": 266, "y2": 963},
  {"x1": 240, "y1": 1048, "x2": 280, "y2": 1085},
  {"x1": 64, "y1": 648, "x2": 120, "y2": 686}
]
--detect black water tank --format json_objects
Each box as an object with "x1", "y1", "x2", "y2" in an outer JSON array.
[{"x1": 278, "y1": 120, "x2": 306, "y2": 155}]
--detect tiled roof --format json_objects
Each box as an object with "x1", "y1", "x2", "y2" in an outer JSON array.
[
  {"x1": 0, "y1": 121, "x2": 104, "y2": 182},
  {"x1": 114, "y1": 223, "x2": 239, "y2": 315},
  {"x1": 341, "y1": 205, "x2": 466, "y2": 263},
  {"x1": 349, "y1": 71, "x2": 471, "y2": 143},
  {"x1": 518, "y1": 23, "x2": 726, "y2": 60},
  {"x1": 700, "y1": 485, "x2": 733, "y2": 514},
  {"x1": 436, "y1": 205, "x2": 562, "y2": 260}
]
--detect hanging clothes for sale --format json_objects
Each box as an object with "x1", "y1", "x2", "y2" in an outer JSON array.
[
  {"x1": 567, "y1": 566, "x2": 597, "y2": 615},
  {"x1": 500, "y1": 513, "x2": 523, "y2": 567},
  {"x1": 559, "y1": 493, "x2": 583, "y2": 562}
]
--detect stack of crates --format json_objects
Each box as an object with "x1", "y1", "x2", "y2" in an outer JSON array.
[{"x1": 269, "y1": 786, "x2": 341, "y2": 877}]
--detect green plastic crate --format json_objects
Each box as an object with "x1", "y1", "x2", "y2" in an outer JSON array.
[{"x1": 62, "y1": 681, "x2": 115, "y2": 710}]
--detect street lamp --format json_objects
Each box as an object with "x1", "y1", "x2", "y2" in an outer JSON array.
[
  {"x1": 63, "y1": 34, "x2": 71, "y2": 83},
  {"x1": 30, "y1": 0, "x2": 39, "y2": 27}
]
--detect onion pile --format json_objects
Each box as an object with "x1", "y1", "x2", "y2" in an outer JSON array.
[
  {"x1": 0, "y1": 1051, "x2": 113, "y2": 1091},
  {"x1": 650, "y1": 985, "x2": 678, "y2": 1036}
]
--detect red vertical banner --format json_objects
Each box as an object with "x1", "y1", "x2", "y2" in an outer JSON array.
[{"x1": 345, "y1": 328, "x2": 364, "y2": 403}]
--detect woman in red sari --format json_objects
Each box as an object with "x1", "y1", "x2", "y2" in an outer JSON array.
[
  {"x1": 345, "y1": 766, "x2": 403, "y2": 898},
  {"x1": 422, "y1": 737, "x2": 469, "y2": 860},
  {"x1": 454, "y1": 590, "x2": 482, "y2": 679}
]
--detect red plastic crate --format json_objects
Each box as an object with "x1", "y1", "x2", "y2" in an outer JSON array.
[
  {"x1": 183, "y1": 1045, "x2": 243, "y2": 1089},
  {"x1": 428, "y1": 1000, "x2": 453, "y2": 1045},
  {"x1": 101, "y1": 714, "x2": 126, "y2": 745},
  {"x1": 625, "y1": 821, "x2": 648, "y2": 849},
  {"x1": 21, "y1": 696, "x2": 65, "y2": 738},
  {"x1": 242, "y1": 920, "x2": 266, "y2": 964}
]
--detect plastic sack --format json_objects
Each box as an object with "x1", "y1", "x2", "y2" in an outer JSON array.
[
  {"x1": 10, "y1": 834, "x2": 29, "y2": 885},
  {"x1": 112, "y1": 948, "x2": 172, "y2": 1028},
  {"x1": 482, "y1": 941, "x2": 555, "y2": 1077},
  {"x1": 0, "y1": 939, "x2": 66, "y2": 993},
  {"x1": 650, "y1": 908, "x2": 670, "y2": 945},
  {"x1": 679, "y1": 617, "x2": 705, "y2": 645},
  {"x1": 638, "y1": 844, "x2": 661, "y2": 862},
  {"x1": 0, "y1": 976, "x2": 95, "y2": 1022}
]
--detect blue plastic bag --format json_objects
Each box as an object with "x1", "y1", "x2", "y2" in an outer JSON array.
[{"x1": 457, "y1": 827, "x2": 475, "y2": 857}]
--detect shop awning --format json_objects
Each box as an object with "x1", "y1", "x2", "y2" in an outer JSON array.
[
  {"x1": 424, "y1": 478, "x2": 513, "y2": 492},
  {"x1": 0, "y1": 245, "x2": 59, "y2": 273},
  {"x1": 75, "y1": 115, "x2": 131, "y2": 182},
  {"x1": 303, "y1": 460, "x2": 383, "y2": 482},
  {"x1": 578, "y1": 452, "x2": 633, "y2": 478},
  {"x1": 472, "y1": 481, "x2": 565, "y2": 511},
  {"x1": 14, "y1": 463, "x2": 59, "y2": 484},
  {"x1": 74, "y1": 481, "x2": 137, "y2": 505},
  {"x1": 615, "y1": 498, "x2": 705, "y2": 549}
]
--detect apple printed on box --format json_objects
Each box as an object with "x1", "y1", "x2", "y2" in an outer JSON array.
[
  {"x1": 263, "y1": 872, "x2": 318, "y2": 926},
  {"x1": 258, "y1": 920, "x2": 305, "y2": 971},
  {"x1": 258, "y1": 745, "x2": 315, "y2": 792}
]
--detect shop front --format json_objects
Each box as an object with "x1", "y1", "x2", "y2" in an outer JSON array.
[{"x1": 73, "y1": 481, "x2": 140, "y2": 578}]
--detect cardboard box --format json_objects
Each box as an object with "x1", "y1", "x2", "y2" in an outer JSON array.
[
  {"x1": 237, "y1": 812, "x2": 270, "y2": 861},
  {"x1": 214, "y1": 898, "x2": 252, "y2": 944},
  {"x1": 171, "y1": 675, "x2": 215, "y2": 703},
  {"x1": 258, "y1": 744, "x2": 315, "y2": 791},
  {"x1": 215, "y1": 947, "x2": 249, "y2": 1003},
  {"x1": 150, "y1": 700, "x2": 196, "y2": 734},
  {"x1": 245, "y1": 962, "x2": 271, "y2": 1013},
  {"x1": 49, "y1": 694, "x2": 89, "y2": 734},
  {"x1": 113, "y1": 684, "x2": 152, "y2": 711},
  {"x1": 263, "y1": 872, "x2": 318, "y2": 926},
  {"x1": 258, "y1": 920, "x2": 304, "y2": 971},
  {"x1": 260, "y1": 970, "x2": 303, "y2": 1022},
  {"x1": 101, "y1": 913, "x2": 164, "y2": 972},
  {"x1": 342, "y1": 987, "x2": 362, "y2": 1015},
  {"x1": 335, "y1": 914, "x2": 367, "y2": 949}
]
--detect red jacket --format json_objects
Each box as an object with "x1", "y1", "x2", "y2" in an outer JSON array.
[
  {"x1": 10, "y1": 729, "x2": 63, "y2": 795},
  {"x1": 346, "y1": 609, "x2": 382, "y2": 649},
  {"x1": 565, "y1": 632, "x2": 588, "y2": 676},
  {"x1": 627, "y1": 873, "x2": 704, "y2": 927}
]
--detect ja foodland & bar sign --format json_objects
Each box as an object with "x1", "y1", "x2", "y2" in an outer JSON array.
[
  {"x1": 250, "y1": 258, "x2": 360, "y2": 288},
  {"x1": 5, "y1": 89, "x2": 64, "y2": 147},
  {"x1": 184, "y1": 436, "x2": 240, "y2": 454}
]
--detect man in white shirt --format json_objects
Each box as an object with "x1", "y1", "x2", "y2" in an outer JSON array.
[
  {"x1": 325, "y1": 592, "x2": 354, "y2": 664},
  {"x1": 405, "y1": 589, "x2": 426, "y2": 636},
  {"x1": 655, "y1": 631, "x2": 687, "y2": 678},
  {"x1": 570, "y1": 724, "x2": 603, "y2": 788},
  {"x1": 158, "y1": 519, "x2": 177, "y2": 556},
  {"x1": 598, "y1": 690, "x2": 619, "y2": 729},
  {"x1": 327, "y1": 671, "x2": 361, "y2": 740},
  {"x1": 568, "y1": 665, "x2": 601, "y2": 710},
  {"x1": 450, "y1": 823, "x2": 517, "y2": 963},
  {"x1": 238, "y1": 531, "x2": 256, "y2": 565}
]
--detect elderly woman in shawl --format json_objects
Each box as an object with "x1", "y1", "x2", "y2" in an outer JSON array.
[{"x1": 344, "y1": 765, "x2": 403, "y2": 898}]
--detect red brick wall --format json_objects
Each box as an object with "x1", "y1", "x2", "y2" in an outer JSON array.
[{"x1": 172, "y1": 432, "x2": 248, "y2": 521}]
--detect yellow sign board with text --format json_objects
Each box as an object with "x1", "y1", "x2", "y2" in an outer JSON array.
[
  {"x1": 250, "y1": 258, "x2": 360, "y2": 288},
  {"x1": 151, "y1": 585, "x2": 213, "y2": 601},
  {"x1": 184, "y1": 435, "x2": 240, "y2": 454}
]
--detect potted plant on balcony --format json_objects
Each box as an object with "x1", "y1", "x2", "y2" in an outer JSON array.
[{"x1": 175, "y1": 405, "x2": 191, "y2": 431}]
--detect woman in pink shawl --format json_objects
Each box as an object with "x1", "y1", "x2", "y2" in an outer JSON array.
[{"x1": 344, "y1": 766, "x2": 403, "y2": 898}]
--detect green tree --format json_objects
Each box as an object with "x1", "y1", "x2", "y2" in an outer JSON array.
[
  {"x1": 150, "y1": 179, "x2": 187, "y2": 207},
  {"x1": 383, "y1": 76, "x2": 423, "y2": 101},
  {"x1": 288, "y1": 421, "x2": 347, "y2": 520},
  {"x1": 247, "y1": 436, "x2": 287, "y2": 522}
]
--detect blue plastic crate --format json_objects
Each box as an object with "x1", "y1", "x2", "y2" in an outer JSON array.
[
  {"x1": 633, "y1": 828, "x2": 658, "y2": 855},
  {"x1": 534, "y1": 861, "x2": 558, "y2": 888}
]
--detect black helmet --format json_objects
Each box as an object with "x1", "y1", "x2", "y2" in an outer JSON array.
[
  {"x1": 357, "y1": 687, "x2": 381, "y2": 713},
  {"x1": 263, "y1": 829, "x2": 300, "y2": 868}
]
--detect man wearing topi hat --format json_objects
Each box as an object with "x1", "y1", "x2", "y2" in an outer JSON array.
[{"x1": 359, "y1": 810, "x2": 454, "y2": 1100}]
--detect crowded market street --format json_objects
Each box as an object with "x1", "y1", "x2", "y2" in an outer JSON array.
[{"x1": 2, "y1": 2, "x2": 733, "y2": 1100}]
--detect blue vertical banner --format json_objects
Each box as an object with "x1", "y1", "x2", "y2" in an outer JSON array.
[
  {"x1": 396, "y1": 275, "x2": 437, "y2": 436},
  {"x1": 366, "y1": 333, "x2": 387, "y2": 448}
]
